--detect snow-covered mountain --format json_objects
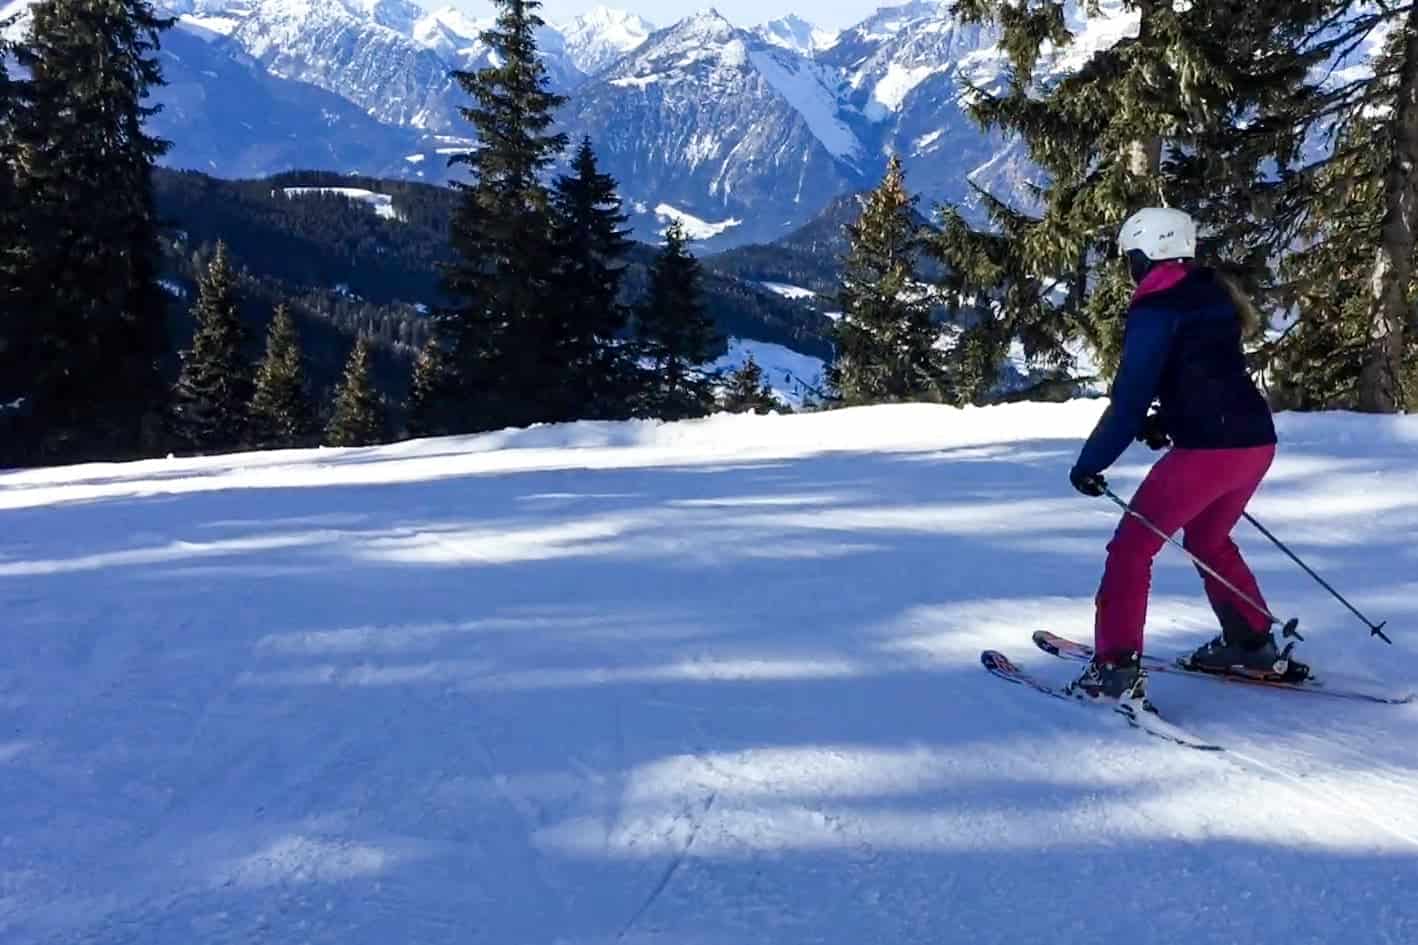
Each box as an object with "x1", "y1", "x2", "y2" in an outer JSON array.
[
  {"x1": 7, "y1": 0, "x2": 1145, "y2": 245},
  {"x1": 220, "y1": 0, "x2": 467, "y2": 131},
  {"x1": 818, "y1": 0, "x2": 1009, "y2": 212},
  {"x1": 563, "y1": 1, "x2": 1135, "y2": 245},
  {"x1": 755, "y1": 14, "x2": 837, "y2": 56},
  {"x1": 558, "y1": 4, "x2": 655, "y2": 75},
  {"x1": 561, "y1": 9, "x2": 868, "y2": 246},
  {"x1": 156, "y1": 20, "x2": 432, "y2": 179},
  {"x1": 2, "y1": 1, "x2": 436, "y2": 178},
  {"x1": 409, "y1": 6, "x2": 487, "y2": 60},
  {"x1": 152, "y1": 0, "x2": 595, "y2": 135}
]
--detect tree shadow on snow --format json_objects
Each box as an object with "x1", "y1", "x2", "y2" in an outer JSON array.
[{"x1": 4, "y1": 435, "x2": 1418, "y2": 944}]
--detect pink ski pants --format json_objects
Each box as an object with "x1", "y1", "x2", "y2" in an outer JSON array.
[{"x1": 1095, "y1": 445, "x2": 1276, "y2": 661}]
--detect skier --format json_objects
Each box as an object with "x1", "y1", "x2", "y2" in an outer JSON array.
[{"x1": 1065, "y1": 207, "x2": 1306, "y2": 702}]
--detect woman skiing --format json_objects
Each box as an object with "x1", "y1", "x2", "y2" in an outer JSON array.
[{"x1": 1066, "y1": 207, "x2": 1305, "y2": 702}]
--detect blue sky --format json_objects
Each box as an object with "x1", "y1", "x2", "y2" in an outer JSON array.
[{"x1": 450, "y1": 1, "x2": 891, "y2": 32}]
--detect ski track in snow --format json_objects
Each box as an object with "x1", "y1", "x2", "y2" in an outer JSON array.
[{"x1": 4, "y1": 402, "x2": 1418, "y2": 943}]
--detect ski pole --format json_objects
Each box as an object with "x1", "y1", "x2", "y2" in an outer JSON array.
[
  {"x1": 1102, "y1": 488, "x2": 1304, "y2": 642},
  {"x1": 1241, "y1": 511, "x2": 1392, "y2": 644}
]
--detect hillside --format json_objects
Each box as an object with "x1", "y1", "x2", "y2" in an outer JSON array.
[
  {"x1": 4, "y1": 0, "x2": 1137, "y2": 249},
  {"x1": 3, "y1": 404, "x2": 1416, "y2": 942},
  {"x1": 155, "y1": 169, "x2": 455, "y2": 306},
  {"x1": 152, "y1": 168, "x2": 839, "y2": 411},
  {"x1": 705, "y1": 191, "x2": 943, "y2": 302},
  {"x1": 705, "y1": 193, "x2": 864, "y2": 298}
]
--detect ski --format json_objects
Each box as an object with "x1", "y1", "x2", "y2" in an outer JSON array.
[
  {"x1": 980, "y1": 650, "x2": 1224, "y2": 752},
  {"x1": 1032, "y1": 631, "x2": 1412, "y2": 706}
]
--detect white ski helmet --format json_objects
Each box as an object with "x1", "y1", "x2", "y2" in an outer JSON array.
[{"x1": 1118, "y1": 207, "x2": 1197, "y2": 262}]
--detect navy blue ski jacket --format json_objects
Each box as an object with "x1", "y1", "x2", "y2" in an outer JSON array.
[{"x1": 1073, "y1": 264, "x2": 1277, "y2": 478}]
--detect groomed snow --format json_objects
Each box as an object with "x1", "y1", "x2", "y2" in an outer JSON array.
[
  {"x1": 5, "y1": 403, "x2": 1418, "y2": 944},
  {"x1": 282, "y1": 186, "x2": 399, "y2": 221},
  {"x1": 8, "y1": 326, "x2": 1418, "y2": 945}
]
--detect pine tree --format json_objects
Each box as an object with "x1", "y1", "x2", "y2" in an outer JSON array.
[
  {"x1": 636, "y1": 221, "x2": 719, "y2": 420},
  {"x1": 0, "y1": 35, "x2": 26, "y2": 455},
  {"x1": 828, "y1": 157, "x2": 947, "y2": 406},
  {"x1": 549, "y1": 136, "x2": 635, "y2": 420},
  {"x1": 934, "y1": 0, "x2": 1337, "y2": 397},
  {"x1": 438, "y1": 0, "x2": 569, "y2": 433},
  {"x1": 0, "y1": 29, "x2": 13, "y2": 184},
  {"x1": 405, "y1": 335, "x2": 458, "y2": 439},
  {"x1": 1273, "y1": 5, "x2": 1418, "y2": 413},
  {"x1": 0, "y1": 32, "x2": 17, "y2": 281},
  {"x1": 170, "y1": 243, "x2": 251, "y2": 453},
  {"x1": 722, "y1": 355, "x2": 781, "y2": 415},
  {"x1": 249, "y1": 303, "x2": 315, "y2": 449},
  {"x1": 11, "y1": 0, "x2": 174, "y2": 463},
  {"x1": 325, "y1": 336, "x2": 385, "y2": 447}
]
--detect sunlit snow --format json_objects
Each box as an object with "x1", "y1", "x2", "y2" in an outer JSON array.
[
  {"x1": 654, "y1": 203, "x2": 743, "y2": 240},
  {"x1": 281, "y1": 186, "x2": 400, "y2": 221},
  {"x1": 5, "y1": 403, "x2": 1418, "y2": 943}
]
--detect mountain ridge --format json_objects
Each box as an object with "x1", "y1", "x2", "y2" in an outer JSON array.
[{"x1": 2, "y1": 1, "x2": 1140, "y2": 248}]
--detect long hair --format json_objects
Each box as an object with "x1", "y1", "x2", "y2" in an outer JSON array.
[{"x1": 1217, "y1": 272, "x2": 1262, "y2": 337}]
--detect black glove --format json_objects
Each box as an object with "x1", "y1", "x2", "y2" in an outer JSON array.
[
  {"x1": 1137, "y1": 411, "x2": 1171, "y2": 451},
  {"x1": 1070, "y1": 467, "x2": 1107, "y2": 498}
]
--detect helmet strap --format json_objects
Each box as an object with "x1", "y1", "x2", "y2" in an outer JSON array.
[{"x1": 1125, "y1": 249, "x2": 1155, "y2": 285}]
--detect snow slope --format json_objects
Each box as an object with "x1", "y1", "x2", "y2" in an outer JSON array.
[
  {"x1": 712, "y1": 337, "x2": 828, "y2": 409},
  {"x1": 653, "y1": 202, "x2": 742, "y2": 240},
  {"x1": 759, "y1": 281, "x2": 818, "y2": 300},
  {"x1": 558, "y1": 5, "x2": 655, "y2": 75},
  {"x1": 748, "y1": 49, "x2": 864, "y2": 163},
  {"x1": 755, "y1": 14, "x2": 838, "y2": 56},
  {"x1": 4, "y1": 403, "x2": 1418, "y2": 943},
  {"x1": 281, "y1": 186, "x2": 400, "y2": 220}
]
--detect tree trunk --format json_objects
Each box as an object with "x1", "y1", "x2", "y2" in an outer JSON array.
[
  {"x1": 1360, "y1": 6, "x2": 1418, "y2": 413},
  {"x1": 1127, "y1": 137, "x2": 1164, "y2": 178},
  {"x1": 1127, "y1": 0, "x2": 1164, "y2": 178}
]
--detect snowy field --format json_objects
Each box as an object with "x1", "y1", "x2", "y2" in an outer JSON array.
[
  {"x1": 711, "y1": 337, "x2": 827, "y2": 410},
  {"x1": 4, "y1": 402, "x2": 1418, "y2": 944}
]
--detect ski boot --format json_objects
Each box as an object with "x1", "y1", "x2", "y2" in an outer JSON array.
[
  {"x1": 1065, "y1": 651, "x2": 1150, "y2": 706},
  {"x1": 1185, "y1": 609, "x2": 1310, "y2": 683}
]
